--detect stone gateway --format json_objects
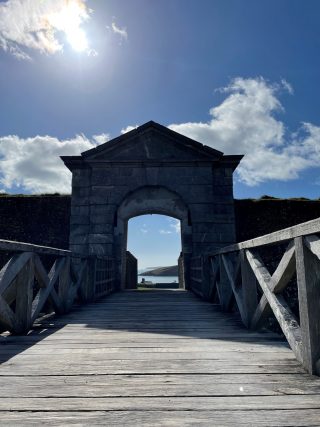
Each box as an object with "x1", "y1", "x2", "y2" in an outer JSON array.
[{"x1": 61, "y1": 121, "x2": 242, "y2": 292}]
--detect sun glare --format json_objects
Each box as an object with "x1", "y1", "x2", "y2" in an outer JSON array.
[
  {"x1": 47, "y1": 0, "x2": 89, "y2": 53},
  {"x1": 66, "y1": 27, "x2": 88, "y2": 52}
]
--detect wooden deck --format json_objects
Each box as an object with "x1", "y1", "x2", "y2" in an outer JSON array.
[{"x1": 0, "y1": 289, "x2": 320, "y2": 426}]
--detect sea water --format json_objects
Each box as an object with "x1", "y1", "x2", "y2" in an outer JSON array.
[{"x1": 138, "y1": 275, "x2": 179, "y2": 284}]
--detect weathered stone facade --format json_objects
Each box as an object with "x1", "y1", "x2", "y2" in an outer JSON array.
[{"x1": 61, "y1": 121, "x2": 242, "y2": 290}]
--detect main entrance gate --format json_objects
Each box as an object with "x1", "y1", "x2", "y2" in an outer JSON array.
[{"x1": 62, "y1": 121, "x2": 242, "y2": 293}]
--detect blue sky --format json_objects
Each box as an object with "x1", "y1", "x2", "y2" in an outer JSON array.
[
  {"x1": 0, "y1": 0, "x2": 319, "y2": 266},
  {"x1": 127, "y1": 215, "x2": 181, "y2": 270}
]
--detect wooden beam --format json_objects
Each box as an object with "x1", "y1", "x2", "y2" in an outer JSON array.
[
  {"x1": 31, "y1": 257, "x2": 67, "y2": 323},
  {"x1": 69, "y1": 260, "x2": 87, "y2": 303},
  {"x1": 219, "y1": 255, "x2": 237, "y2": 313},
  {"x1": 271, "y1": 241, "x2": 296, "y2": 293},
  {"x1": 251, "y1": 241, "x2": 296, "y2": 330},
  {"x1": 295, "y1": 236, "x2": 320, "y2": 375},
  {"x1": 33, "y1": 255, "x2": 50, "y2": 288},
  {"x1": 246, "y1": 250, "x2": 303, "y2": 363},
  {"x1": 0, "y1": 294, "x2": 15, "y2": 330},
  {"x1": 0, "y1": 252, "x2": 33, "y2": 294}
]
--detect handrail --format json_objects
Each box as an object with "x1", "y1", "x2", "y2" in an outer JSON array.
[
  {"x1": 0, "y1": 239, "x2": 72, "y2": 257},
  {"x1": 200, "y1": 217, "x2": 320, "y2": 376},
  {"x1": 210, "y1": 217, "x2": 320, "y2": 255},
  {"x1": 0, "y1": 242, "x2": 116, "y2": 335}
]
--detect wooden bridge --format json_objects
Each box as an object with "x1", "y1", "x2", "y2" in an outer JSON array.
[{"x1": 0, "y1": 218, "x2": 320, "y2": 425}]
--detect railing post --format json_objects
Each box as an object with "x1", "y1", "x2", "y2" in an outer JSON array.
[
  {"x1": 15, "y1": 253, "x2": 34, "y2": 333},
  {"x1": 295, "y1": 236, "x2": 320, "y2": 375},
  {"x1": 58, "y1": 256, "x2": 71, "y2": 313},
  {"x1": 201, "y1": 255, "x2": 212, "y2": 300},
  {"x1": 81, "y1": 256, "x2": 96, "y2": 302},
  {"x1": 240, "y1": 249, "x2": 258, "y2": 328},
  {"x1": 219, "y1": 255, "x2": 233, "y2": 311},
  {"x1": 183, "y1": 253, "x2": 192, "y2": 290}
]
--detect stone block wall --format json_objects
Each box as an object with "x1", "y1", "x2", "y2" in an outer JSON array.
[
  {"x1": 68, "y1": 163, "x2": 236, "y2": 259},
  {"x1": 1, "y1": 195, "x2": 320, "y2": 253}
]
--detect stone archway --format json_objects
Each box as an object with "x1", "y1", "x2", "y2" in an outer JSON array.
[
  {"x1": 62, "y1": 121, "x2": 242, "y2": 295},
  {"x1": 115, "y1": 185, "x2": 192, "y2": 289}
]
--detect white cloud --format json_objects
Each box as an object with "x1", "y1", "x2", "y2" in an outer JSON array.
[
  {"x1": 140, "y1": 228, "x2": 148, "y2": 234},
  {"x1": 92, "y1": 133, "x2": 110, "y2": 145},
  {"x1": 110, "y1": 21, "x2": 128, "y2": 42},
  {"x1": 1, "y1": 77, "x2": 320, "y2": 193},
  {"x1": 281, "y1": 79, "x2": 294, "y2": 95},
  {"x1": 159, "y1": 219, "x2": 180, "y2": 235},
  {"x1": 159, "y1": 229, "x2": 172, "y2": 235},
  {"x1": 0, "y1": 134, "x2": 96, "y2": 193},
  {"x1": 169, "y1": 77, "x2": 320, "y2": 186},
  {"x1": 121, "y1": 125, "x2": 138, "y2": 135},
  {"x1": 169, "y1": 219, "x2": 181, "y2": 233},
  {"x1": 0, "y1": 0, "x2": 92, "y2": 60}
]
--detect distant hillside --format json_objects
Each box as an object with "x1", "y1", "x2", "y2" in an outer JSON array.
[{"x1": 139, "y1": 265, "x2": 178, "y2": 276}]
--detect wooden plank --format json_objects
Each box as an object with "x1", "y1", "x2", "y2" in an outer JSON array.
[
  {"x1": 1, "y1": 289, "x2": 319, "y2": 426},
  {"x1": 210, "y1": 216, "x2": 320, "y2": 255},
  {"x1": 0, "y1": 359, "x2": 305, "y2": 376},
  {"x1": 0, "y1": 345, "x2": 294, "y2": 354},
  {"x1": 295, "y1": 236, "x2": 320, "y2": 375},
  {"x1": 0, "y1": 373, "x2": 319, "y2": 397},
  {"x1": 0, "y1": 348, "x2": 298, "y2": 361},
  {"x1": 1, "y1": 410, "x2": 320, "y2": 427},
  {"x1": 0, "y1": 395, "x2": 320, "y2": 411},
  {"x1": 2, "y1": 410, "x2": 320, "y2": 427}
]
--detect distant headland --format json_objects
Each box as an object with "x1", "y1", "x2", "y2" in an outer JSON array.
[{"x1": 139, "y1": 265, "x2": 178, "y2": 276}]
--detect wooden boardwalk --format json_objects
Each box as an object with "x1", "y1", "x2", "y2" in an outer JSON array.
[{"x1": 0, "y1": 289, "x2": 320, "y2": 426}]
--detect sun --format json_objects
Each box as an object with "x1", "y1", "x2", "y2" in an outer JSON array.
[
  {"x1": 65, "y1": 26, "x2": 88, "y2": 52},
  {"x1": 47, "y1": 0, "x2": 89, "y2": 53}
]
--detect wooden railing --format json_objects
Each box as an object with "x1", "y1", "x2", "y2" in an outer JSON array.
[
  {"x1": 0, "y1": 240, "x2": 115, "y2": 335},
  {"x1": 190, "y1": 256, "x2": 202, "y2": 296},
  {"x1": 203, "y1": 217, "x2": 320, "y2": 376}
]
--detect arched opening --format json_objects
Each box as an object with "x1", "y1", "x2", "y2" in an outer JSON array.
[
  {"x1": 114, "y1": 185, "x2": 192, "y2": 290},
  {"x1": 127, "y1": 214, "x2": 182, "y2": 289}
]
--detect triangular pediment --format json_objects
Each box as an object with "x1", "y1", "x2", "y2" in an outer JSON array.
[{"x1": 81, "y1": 121, "x2": 223, "y2": 162}]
